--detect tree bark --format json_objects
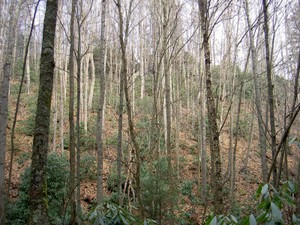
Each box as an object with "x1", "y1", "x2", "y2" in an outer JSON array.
[
  {"x1": 76, "y1": 4, "x2": 82, "y2": 221},
  {"x1": 116, "y1": 0, "x2": 144, "y2": 216},
  {"x1": 0, "y1": 1, "x2": 18, "y2": 223},
  {"x1": 198, "y1": 0, "x2": 223, "y2": 214},
  {"x1": 262, "y1": 0, "x2": 277, "y2": 186},
  {"x1": 162, "y1": 0, "x2": 172, "y2": 175},
  {"x1": 244, "y1": 0, "x2": 268, "y2": 182},
  {"x1": 28, "y1": 0, "x2": 58, "y2": 224},
  {"x1": 296, "y1": 158, "x2": 300, "y2": 216},
  {"x1": 96, "y1": 0, "x2": 107, "y2": 205},
  {"x1": 68, "y1": 0, "x2": 77, "y2": 223},
  {"x1": 88, "y1": 53, "x2": 95, "y2": 111}
]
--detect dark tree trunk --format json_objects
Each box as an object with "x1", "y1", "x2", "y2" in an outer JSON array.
[
  {"x1": 198, "y1": 0, "x2": 223, "y2": 214},
  {"x1": 68, "y1": 0, "x2": 77, "y2": 224},
  {"x1": 28, "y1": 0, "x2": 58, "y2": 224},
  {"x1": 262, "y1": 0, "x2": 277, "y2": 186}
]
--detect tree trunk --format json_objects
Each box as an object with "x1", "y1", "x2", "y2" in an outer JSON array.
[
  {"x1": 116, "y1": 0, "x2": 144, "y2": 216},
  {"x1": 162, "y1": 1, "x2": 172, "y2": 174},
  {"x1": 76, "y1": 6, "x2": 82, "y2": 221},
  {"x1": 88, "y1": 53, "x2": 95, "y2": 111},
  {"x1": 68, "y1": 0, "x2": 77, "y2": 223},
  {"x1": 96, "y1": 0, "x2": 107, "y2": 205},
  {"x1": 0, "y1": 1, "x2": 18, "y2": 223},
  {"x1": 296, "y1": 159, "x2": 300, "y2": 216},
  {"x1": 8, "y1": 0, "x2": 40, "y2": 202},
  {"x1": 244, "y1": 0, "x2": 268, "y2": 182},
  {"x1": 52, "y1": 71, "x2": 57, "y2": 152},
  {"x1": 28, "y1": 0, "x2": 58, "y2": 224},
  {"x1": 262, "y1": 0, "x2": 277, "y2": 186},
  {"x1": 198, "y1": 0, "x2": 223, "y2": 214},
  {"x1": 83, "y1": 55, "x2": 89, "y2": 132}
]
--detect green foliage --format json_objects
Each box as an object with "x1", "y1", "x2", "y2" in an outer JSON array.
[
  {"x1": 181, "y1": 180, "x2": 193, "y2": 199},
  {"x1": 80, "y1": 152, "x2": 97, "y2": 181},
  {"x1": 177, "y1": 210, "x2": 197, "y2": 225},
  {"x1": 18, "y1": 95, "x2": 37, "y2": 136},
  {"x1": 19, "y1": 112, "x2": 35, "y2": 136},
  {"x1": 205, "y1": 181, "x2": 300, "y2": 225},
  {"x1": 233, "y1": 113, "x2": 252, "y2": 140},
  {"x1": 142, "y1": 157, "x2": 178, "y2": 221},
  {"x1": 107, "y1": 169, "x2": 126, "y2": 204},
  {"x1": 88, "y1": 202, "x2": 157, "y2": 225},
  {"x1": 6, "y1": 153, "x2": 70, "y2": 225},
  {"x1": 106, "y1": 133, "x2": 119, "y2": 147},
  {"x1": 81, "y1": 118, "x2": 98, "y2": 151},
  {"x1": 16, "y1": 151, "x2": 31, "y2": 165}
]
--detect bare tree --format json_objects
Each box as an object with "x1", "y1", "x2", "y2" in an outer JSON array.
[
  {"x1": 116, "y1": 0, "x2": 144, "y2": 216},
  {"x1": 198, "y1": 0, "x2": 228, "y2": 213},
  {"x1": 262, "y1": 0, "x2": 277, "y2": 186},
  {"x1": 244, "y1": 0, "x2": 268, "y2": 182}
]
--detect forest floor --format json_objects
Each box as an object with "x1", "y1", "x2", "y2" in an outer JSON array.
[{"x1": 4, "y1": 80, "x2": 300, "y2": 224}]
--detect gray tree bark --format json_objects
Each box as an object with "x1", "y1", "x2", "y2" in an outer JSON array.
[
  {"x1": 262, "y1": 0, "x2": 277, "y2": 186},
  {"x1": 198, "y1": 0, "x2": 223, "y2": 214},
  {"x1": 28, "y1": 0, "x2": 58, "y2": 224},
  {"x1": 0, "y1": 1, "x2": 19, "y2": 223},
  {"x1": 96, "y1": 0, "x2": 107, "y2": 205},
  {"x1": 116, "y1": 0, "x2": 144, "y2": 216},
  {"x1": 244, "y1": 0, "x2": 268, "y2": 182}
]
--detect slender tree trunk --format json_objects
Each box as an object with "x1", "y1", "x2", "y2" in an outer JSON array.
[
  {"x1": 198, "y1": 0, "x2": 223, "y2": 214},
  {"x1": 8, "y1": 0, "x2": 40, "y2": 201},
  {"x1": 116, "y1": 0, "x2": 144, "y2": 216},
  {"x1": 296, "y1": 159, "x2": 300, "y2": 216},
  {"x1": 88, "y1": 53, "x2": 95, "y2": 111},
  {"x1": 68, "y1": 0, "x2": 77, "y2": 223},
  {"x1": 262, "y1": 0, "x2": 277, "y2": 186},
  {"x1": 139, "y1": 23, "x2": 145, "y2": 100},
  {"x1": 244, "y1": 0, "x2": 268, "y2": 182},
  {"x1": 76, "y1": 8, "x2": 82, "y2": 222},
  {"x1": 0, "y1": 1, "x2": 18, "y2": 223},
  {"x1": 28, "y1": 0, "x2": 58, "y2": 224},
  {"x1": 52, "y1": 72, "x2": 57, "y2": 152},
  {"x1": 162, "y1": 1, "x2": 172, "y2": 174},
  {"x1": 97, "y1": 0, "x2": 107, "y2": 205},
  {"x1": 83, "y1": 56, "x2": 89, "y2": 132},
  {"x1": 117, "y1": 49, "x2": 124, "y2": 206},
  {"x1": 230, "y1": 81, "x2": 243, "y2": 204},
  {"x1": 25, "y1": 50, "x2": 30, "y2": 94}
]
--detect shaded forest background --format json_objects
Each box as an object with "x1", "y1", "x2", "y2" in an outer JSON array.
[{"x1": 0, "y1": 0, "x2": 299, "y2": 224}]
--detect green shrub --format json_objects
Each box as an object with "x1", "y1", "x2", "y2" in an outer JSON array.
[
  {"x1": 18, "y1": 95, "x2": 37, "y2": 136},
  {"x1": 7, "y1": 153, "x2": 70, "y2": 225},
  {"x1": 88, "y1": 202, "x2": 157, "y2": 225},
  {"x1": 181, "y1": 180, "x2": 193, "y2": 198},
  {"x1": 107, "y1": 170, "x2": 126, "y2": 204},
  {"x1": 19, "y1": 113, "x2": 35, "y2": 136},
  {"x1": 142, "y1": 157, "x2": 179, "y2": 221},
  {"x1": 205, "y1": 181, "x2": 300, "y2": 225},
  {"x1": 80, "y1": 152, "x2": 97, "y2": 181},
  {"x1": 16, "y1": 151, "x2": 30, "y2": 165}
]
